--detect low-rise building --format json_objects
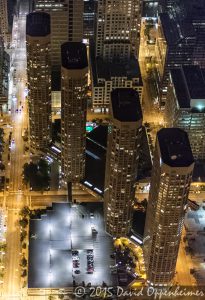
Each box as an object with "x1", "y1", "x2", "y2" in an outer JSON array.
[{"x1": 91, "y1": 56, "x2": 143, "y2": 112}]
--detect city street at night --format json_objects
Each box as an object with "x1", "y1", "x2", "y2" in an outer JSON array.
[{"x1": 0, "y1": 0, "x2": 205, "y2": 299}]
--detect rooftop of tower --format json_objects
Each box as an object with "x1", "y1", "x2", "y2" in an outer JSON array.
[
  {"x1": 111, "y1": 88, "x2": 142, "y2": 122},
  {"x1": 92, "y1": 56, "x2": 143, "y2": 86},
  {"x1": 170, "y1": 65, "x2": 205, "y2": 111},
  {"x1": 26, "y1": 12, "x2": 50, "y2": 37},
  {"x1": 61, "y1": 42, "x2": 88, "y2": 70},
  {"x1": 157, "y1": 128, "x2": 194, "y2": 168}
]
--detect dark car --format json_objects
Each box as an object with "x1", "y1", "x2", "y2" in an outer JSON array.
[
  {"x1": 87, "y1": 255, "x2": 94, "y2": 262},
  {"x1": 73, "y1": 260, "x2": 80, "y2": 268},
  {"x1": 74, "y1": 270, "x2": 80, "y2": 274}
]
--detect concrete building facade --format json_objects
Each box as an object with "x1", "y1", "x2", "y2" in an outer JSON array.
[
  {"x1": 155, "y1": 13, "x2": 196, "y2": 105},
  {"x1": 104, "y1": 88, "x2": 143, "y2": 237},
  {"x1": 0, "y1": 0, "x2": 10, "y2": 46},
  {"x1": 34, "y1": 0, "x2": 83, "y2": 69},
  {"x1": 166, "y1": 65, "x2": 205, "y2": 160},
  {"x1": 61, "y1": 42, "x2": 88, "y2": 183},
  {"x1": 91, "y1": 0, "x2": 143, "y2": 112},
  {"x1": 91, "y1": 57, "x2": 143, "y2": 111},
  {"x1": 0, "y1": 37, "x2": 9, "y2": 107},
  {"x1": 26, "y1": 12, "x2": 52, "y2": 151},
  {"x1": 95, "y1": 0, "x2": 142, "y2": 61},
  {"x1": 155, "y1": 1, "x2": 205, "y2": 105},
  {"x1": 83, "y1": 0, "x2": 97, "y2": 39},
  {"x1": 143, "y1": 128, "x2": 194, "y2": 286}
]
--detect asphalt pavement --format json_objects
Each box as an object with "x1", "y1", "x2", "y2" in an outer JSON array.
[{"x1": 2, "y1": 8, "x2": 30, "y2": 300}]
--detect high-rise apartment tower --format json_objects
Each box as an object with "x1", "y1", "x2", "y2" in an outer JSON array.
[
  {"x1": 104, "y1": 88, "x2": 143, "y2": 237},
  {"x1": 61, "y1": 42, "x2": 88, "y2": 185},
  {"x1": 143, "y1": 128, "x2": 194, "y2": 286},
  {"x1": 34, "y1": 0, "x2": 83, "y2": 69},
  {"x1": 26, "y1": 12, "x2": 52, "y2": 151}
]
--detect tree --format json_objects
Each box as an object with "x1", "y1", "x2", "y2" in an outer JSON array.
[
  {"x1": 0, "y1": 163, "x2": 5, "y2": 171},
  {"x1": 0, "y1": 243, "x2": 6, "y2": 251},
  {"x1": 20, "y1": 257, "x2": 27, "y2": 268},
  {"x1": 21, "y1": 269, "x2": 27, "y2": 277},
  {"x1": 144, "y1": 24, "x2": 154, "y2": 37},
  {"x1": 23, "y1": 136, "x2": 28, "y2": 142},
  {"x1": 19, "y1": 206, "x2": 30, "y2": 218},
  {"x1": 20, "y1": 230, "x2": 27, "y2": 242},
  {"x1": 22, "y1": 162, "x2": 37, "y2": 185},
  {"x1": 48, "y1": 296, "x2": 56, "y2": 300},
  {"x1": 19, "y1": 218, "x2": 28, "y2": 228},
  {"x1": 0, "y1": 128, "x2": 4, "y2": 139},
  {"x1": 22, "y1": 243, "x2": 27, "y2": 249},
  {"x1": 22, "y1": 159, "x2": 50, "y2": 191}
]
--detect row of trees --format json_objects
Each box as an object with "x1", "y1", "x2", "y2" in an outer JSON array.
[
  {"x1": 19, "y1": 207, "x2": 29, "y2": 287},
  {"x1": 0, "y1": 241, "x2": 6, "y2": 281}
]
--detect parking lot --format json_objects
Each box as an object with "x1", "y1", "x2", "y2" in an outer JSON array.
[{"x1": 28, "y1": 202, "x2": 117, "y2": 288}]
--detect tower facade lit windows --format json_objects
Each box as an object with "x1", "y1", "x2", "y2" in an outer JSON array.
[
  {"x1": 26, "y1": 12, "x2": 52, "y2": 151},
  {"x1": 166, "y1": 65, "x2": 205, "y2": 160},
  {"x1": 61, "y1": 42, "x2": 88, "y2": 183},
  {"x1": 34, "y1": 0, "x2": 83, "y2": 69},
  {"x1": 104, "y1": 88, "x2": 143, "y2": 237},
  {"x1": 143, "y1": 128, "x2": 194, "y2": 286}
]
